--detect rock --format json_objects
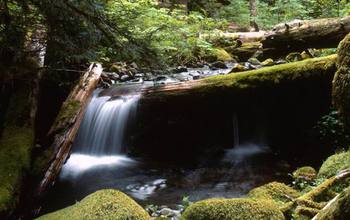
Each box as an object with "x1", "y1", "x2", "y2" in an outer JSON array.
[
  {"x1": 318, "y1": 151, "x2": 350, "y2": 179},
  {"x1": 286, "y1": 52, "x2": 302, "y2": 62},
  {"x1": 120, "y1": 74, "x2": 131, "y2": 82},
  {"x1": 189, "y1": 71, "x2": 201, "y2": 80},
  {"x1": 301, "y1": 51, "x2": 312, "y2": 60},
  {"x1": 172, "y1": 66, "x2": 188, "y2": 73},
  {"x1": 248, "y1": 57, "x2": 261, "y2": 65},
  {"x1": 210, "y1": 61, "x2": 228, "y2": 69},
  {"x1": 292, "y1": 166, "x2": 317, "y2": 182},
  {"x1": 248, "y1": 182, "x2": 300, "y2": 207},
  {"x1": 230, "y1": 64, "x2": 246, "y2": 73},
  {"x1": 134, "y1": 73, "x2": 144, "y2": 78},
  {"x1": 36, "y1": 189, "x2": 151, "y2": 220},
  {"x1": 261, "y1": 58, "x2": 275, "y2": 66},
  {"x1": 181, "y1": 198, "x2": 284, "y2": 220},
  {"x1": 244, "y1": 62, "x2": 259, "y2": 70},
  {"x1": 276, "y1": 59, "x2": 288, "y2": 65},
  {"x1": 130, "y1": 62, "x2": 138, "y2": 69}
]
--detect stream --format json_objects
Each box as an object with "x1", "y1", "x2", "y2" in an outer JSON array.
[{"x1": 40, "y1": 64, "x2": 325, "y2": 216}]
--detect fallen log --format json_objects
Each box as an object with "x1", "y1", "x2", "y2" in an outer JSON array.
[
  {"x1": 132, "y1": 55, "x2": 337, "y2": 162},
  {"x1": 204, "y1": 17, "x2": 350, "y2": 60},
  {"x1": 262, "y1": 16, "x2": 350, "y2": 56},
  {"x1": 36, "y1": 63, "x2": 102, "y2": 195}
]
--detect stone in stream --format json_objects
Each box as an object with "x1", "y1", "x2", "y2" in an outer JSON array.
[
  {"x1": 248, "y1": 57, "x2": 261, "y2": 65},
  {"x1": 210, "y1": 61, "x2": 228, "y2": 69}
]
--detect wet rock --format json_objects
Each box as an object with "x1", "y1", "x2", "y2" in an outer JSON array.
[
  {"x1": 248, "y1": 57, "x2": 261, "y2": 65},
  {"x1": 210, "y1": 61, "x2": 228, "y2": 69},
  {"x1": 261, "y1": 58, "x2": 274, "y2": 66},
  {"x1": 189, "y1": 71, "x2": 201, "y2": 80},
  {"x1": 134, "y1": 73, "x2": 144, "y2": 78},
  {"x1": 276, "y1": 59, "x2": 288, "y2": 65},
  {"x1": 244, "y1": 62, "x2": 259, "y2": 70},
  {"x1": 120, "y1": 75, "x2": 131, "y2": 82},
  {"x1": 230, "y1": 64, "x2": 246, "y2": 73},
  {"x1": 172, "y1": 66, "x2": 188, "y2": 73}
]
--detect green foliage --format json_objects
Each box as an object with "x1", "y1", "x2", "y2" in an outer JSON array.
[
  {"x1": 314, "y1": 110, "x2": 350, "y2": 149},
  {"x1": 36, "y1": 189, "x2": 151, "y2": 220},
  {"x1": 181, "y1": 198, "x2": 284, "y2": 220}
]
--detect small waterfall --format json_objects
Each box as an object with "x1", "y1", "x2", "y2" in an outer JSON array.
[{"x1": 73, "y1": 90, "x2": 140, "y2": 155}]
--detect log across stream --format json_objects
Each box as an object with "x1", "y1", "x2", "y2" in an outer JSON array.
[{"x1": 39, "y1": 55, "x2": 337, "y2": 215}]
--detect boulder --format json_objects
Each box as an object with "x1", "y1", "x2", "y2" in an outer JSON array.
[
  {"x1": 36, "y1": 189, "x2": 151, "y2": 220},
  {"x1": 248, "y1": 182, "x2": 300, "y2": 206},
  {"x1": 181, "y1": 198, "x2": 284, "y2": 220}
]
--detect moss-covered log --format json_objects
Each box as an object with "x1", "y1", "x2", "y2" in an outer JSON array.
[
  {"x1": 262, "y1": 16, "x2": 350, "y2": 56},
  {"x1": 333, "y1": 32, "x2": 350, "y2": 128},
  {"x1": 37, "y1": 64, "x2": 102, "y2": 196},
  {"x1": 142, "y1": 55, "x2": 336, "y2": 101},
  {"x1": 131, "y1": 55, "x2": 336, "y2": 162}
]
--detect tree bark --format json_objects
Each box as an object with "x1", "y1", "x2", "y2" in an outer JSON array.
[
  {"x1": 262, "y1": 16, "x2": 350, "y2": 55},
  {"x1": 249, "y1": 0, "x2": 259, "y2": 31},
  {"x1": 36, "y1": 64, "x2": 102, "y2": 196}
]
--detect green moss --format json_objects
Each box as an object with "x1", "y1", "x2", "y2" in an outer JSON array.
[
  {"x1": 293, "y1": 166, "x2": 317, "y2": 181},
  {"x1": 36, "y1": 189, "x2": 151, "y2": 220},
  {"x1": 0, "y1": 126, "x2": 34, "y2": 214},
  {"x1": 181, "y1": 198, "x2": 284, "y2": 220},
  {"x1": 317, "y1": 186, "x2": 350, "y2": 220},
  {"x1": 248, "y1": 182, "x2": 301, "y2": 206},
  {"x1": 318, "y1": 151, "x2": 350, "y2": 178},
  {"x1": 333, "y1": 33, "x2": 350, "y2": 128},
  {"x1": 202, "y1": 55, "x2": 337, "y2": 91},
  {"x1": 55, "y1": 100, "x2": 81, "y2": 125},
  {"x1": 212, "y1": 48, "x2": 233, "y2": 62}
]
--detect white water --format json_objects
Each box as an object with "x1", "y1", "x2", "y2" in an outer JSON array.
[
  {"x1": 61, "y1": 89, "x2": 140, "y2": 177},
  {"x1": 73, "y1": 90, "x2": 140, "y2": 155}
]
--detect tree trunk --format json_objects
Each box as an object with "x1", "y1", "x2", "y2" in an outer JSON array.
[
  {"x1": 36, "y1": 64, "x2": 102, "y2": 196},
  {"x1": 249, "y1": 0, "x2": 259, "y2": 31},
  {"x1": 262, "y1": 16, "x2": 350, "y2": 55}
]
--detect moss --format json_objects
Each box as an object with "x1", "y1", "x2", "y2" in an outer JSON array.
[
  {"x1": 55, "y1": 100, "x2": 81, "y2": 125},
  {"x1": 248, "y1": 182, "x2": 301, "y2": 206},
  {"x1": 181, "y1": 198, "x2": 284, "y2": 220},
  {"x1": 261, "y1": 58, "x2": 274, "y2": 66},
  {"x1": 212, "y1": 48, "x2": 233, "y2": 62},
  {"x1": 36, "y1": 189, "x2": 151, "y2": 220},
  {"x1": 333, "y1": 33, "x2": 350, "y2": 128},
  {"x1": 201, "y1": 55, "x2": 337, "y2": 91},
  {"x1": 318, "y1": 151, "x2": 350, "y2": 179},
  {"x1": 317, "y1": 186, "x2": 350, "y2": 220},
  {"x1": 0, "y1": 126, "x2": 34, "y2": 214},
  {"x1": 293, "y1": 166, "x2": 317, "y2": 181}
]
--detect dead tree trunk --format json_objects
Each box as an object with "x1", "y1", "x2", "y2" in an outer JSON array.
[
  {"x1": 37, "y1": 64, "x2": 102, "y2": 196},
  {"x1": 262, "y1": 16, "x2": 350, "y2": 55}
]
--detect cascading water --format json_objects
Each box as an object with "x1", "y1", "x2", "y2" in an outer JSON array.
[
  {"x1": 61, "y1": 89, "x2": 140, "y2": 177},
  {"x1": 73, "y1": 90, "x2": 140, "y2": 155}
]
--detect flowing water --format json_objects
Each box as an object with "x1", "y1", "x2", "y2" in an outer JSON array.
[{"x1": 41, "y1": 84, "x2": 315, "y2": 215}]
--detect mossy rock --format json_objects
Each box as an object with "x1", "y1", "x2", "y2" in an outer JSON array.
[
  {"x1": 261, "y1": 58, "x2": 274, "y2": 66},
  {"x1": 212, "y1": 48, "x2": 234, "y2": 62},
  {"x1": 317, "y1": 186, "x2": 350, "y2": 220},
  {"x1": 293, "y1": 166, "x2": 317, "y2": 181},
  {"x1": 318, "y1": 151, "x2": 350, "y2": 178},
  {"x1": 333, "y1": 32, "x2": 350, "y2": 127},
  {"x1": 248, "y1": 182, "x2": 300, "y2": 206},
  {"x1": 36, "y1": 189, "x2": 151, "y2": 220},
  {"x1": 181, "y1": 198, "x2": 284, "y2": 220}
]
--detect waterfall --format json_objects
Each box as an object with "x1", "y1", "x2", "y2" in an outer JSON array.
[
  {"x1": 72, "y1": 90, "x2": 139, "y2": 155},
  {"x1": 61, "y1": 89, "x2": 139, "y2": 177}
]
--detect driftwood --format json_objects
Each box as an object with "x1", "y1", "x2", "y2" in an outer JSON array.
[{"x1": 37, "y1": 63, "x2": 102, "y2": 195}]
